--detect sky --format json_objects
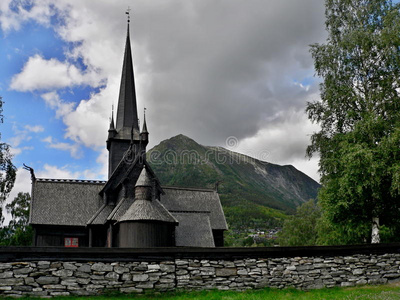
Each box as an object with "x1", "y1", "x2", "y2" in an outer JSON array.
[{"x1": 0, "y1": 0, "x2": 327, "y2": 219}]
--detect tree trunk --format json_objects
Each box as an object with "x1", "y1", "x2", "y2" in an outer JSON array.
[{"x1": 371, "y1": 217, "x2": 380, "y2": 244}]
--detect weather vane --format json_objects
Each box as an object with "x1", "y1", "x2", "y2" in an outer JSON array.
[{"x1": 126, "y1": 7, "x2": 131, "y2": 23}]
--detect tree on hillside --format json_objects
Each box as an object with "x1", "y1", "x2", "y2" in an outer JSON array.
[
  {"x1": 0, "y1": 192, "x2": 33, "y2": 246},
  {"x1": 277, "y1": 200, "x2": 321, "y2": 246},
  {"x1": 307, "y1": 0, "x2": 400, "y2": 243},
  {"x1": 0, "y1": 96, "x2": 17, "y2": 225}
]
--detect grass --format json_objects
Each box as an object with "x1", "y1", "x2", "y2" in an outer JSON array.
[{"x1": 6, "y1": 283, "x2": 400, "y2": 300}]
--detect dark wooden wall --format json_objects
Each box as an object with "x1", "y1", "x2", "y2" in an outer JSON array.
[
  {"x1": 118, "y1": 221, "x2": 175, "y2": 247},
  {"x1": 33, "y1": 225, "x2": 89, "y2": 247}
]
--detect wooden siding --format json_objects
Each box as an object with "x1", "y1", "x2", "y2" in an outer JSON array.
[
  {"x1": 33, "y1": 225, "x2": 89, "y2": 247},
  {"x1": 118, "y1": 222, "x2": 175, "y2": 247}
]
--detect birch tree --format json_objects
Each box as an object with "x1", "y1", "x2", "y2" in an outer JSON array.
[{"x1": 307, "y1": 0, "x2": 400, "y2": 243}]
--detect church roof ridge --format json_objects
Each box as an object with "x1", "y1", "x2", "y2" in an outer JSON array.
[
  {"x1": 161, "y1": 186, "x2": 216, "y2": 192},
  {"x1": 36, "y1": 178, "x2": 106, "y2": 184}
]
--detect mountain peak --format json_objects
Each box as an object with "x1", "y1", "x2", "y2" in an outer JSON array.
[{"x1": 148, "y1": 135, "x2": 320, "y2": 214}]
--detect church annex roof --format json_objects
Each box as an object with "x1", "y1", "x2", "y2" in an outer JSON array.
[
  {"x1": 87, "y1": 204, "x2": 114, "y2": 225},
  {"x1": 160, "y1": 186, "x2": 228, "y2": 230},
  {"x1": 172, "y1": 212, "x2": 215, "y2": 247},
  {"x1": 30, "y1": 179, "x2": 104, "y2": 226}
]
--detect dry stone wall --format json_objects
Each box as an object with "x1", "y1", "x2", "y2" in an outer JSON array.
[{"x1": 1, "y1": 253, "x2": 400, "y2": 297}]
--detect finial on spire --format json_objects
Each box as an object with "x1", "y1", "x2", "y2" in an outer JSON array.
[
  {"x1": 126, "y1": 7, "x2": 131, "y2": 23},
  {"x1": 142, "y1": 107, "x2": 148, "y2": 134},
  {"x1": 109, "y1": 104, "x2": 115, "y2": 131}
]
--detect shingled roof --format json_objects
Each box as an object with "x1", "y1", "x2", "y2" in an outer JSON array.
[
  {"x1": 30, "y1": 179, "x2": 105, "y2": 226},
  {"x1": 118, "y1": 199, "x2": 178, "y2": 223},
  {"x1": 160, "y1": 187, "x2": 228, "y2": 230},
  {"x1": 172, "y1": 212, "x2": 214, "y2": 247}
]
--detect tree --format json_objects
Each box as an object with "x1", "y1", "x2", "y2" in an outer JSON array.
[
  {"x1": 0, "y1": 192, "x2": 33, "y2": 246},
  {"x1": 277, "y1": 200, "x2": 321, "y2": 246},
  {"x1": 0, "y1": 96, "x2": 17, "y2": 225},
  {"x1": 307, "y1": 0, "x2": 400, "y2": 243}
]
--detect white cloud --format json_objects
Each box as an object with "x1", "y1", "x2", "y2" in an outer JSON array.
[
  {"x1": 2, "y1": 0, "x2": 327, "y2": 184},
  {"x1": 24, "y1": 125, "x2": 44, "y2": 133},
  {"x1": 10, "y1": 54, "x2": 103, "y2": 92},
  {"x1": 41, "y1": 91, "x2": 74, "y2": 118},
  {"x1": 8, "y1": 123, "x2": 32, "y2": 148},
  {"x1": 42, "y1": 136, "x2": 83, "y2": 159},
  {"x1": 36, "y1": 164, "x2": 81, "y2": 179},
  {"x1": 96, "y1": 148, "x2": 108, "y2": 180},
  {"x1": 7, "y1": 123, "x2": 42, "y2": 157}
]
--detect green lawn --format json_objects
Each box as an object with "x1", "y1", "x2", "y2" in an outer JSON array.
[{"x1": 6, "y1": 284, "x2": 400, "y2": 300}]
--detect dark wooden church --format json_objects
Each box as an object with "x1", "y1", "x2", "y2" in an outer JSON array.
[{"x1": 29, "y1": 20, "x2": 227, "y2": 248}]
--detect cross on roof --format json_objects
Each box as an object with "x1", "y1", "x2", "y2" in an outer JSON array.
[{"x1": 126, "y1": 7, "x2": 131, "y2": 23}]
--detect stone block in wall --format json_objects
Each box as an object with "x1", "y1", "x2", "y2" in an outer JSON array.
[
  {"x1": 14, "y1": 267, "x2": 33, "y2": 275},
  {"x1": 13, "y1": 286, "x2": 33, "y2": 292},
  {"x1": 50, "y1": 262, "x2": 62, "y2": 269},
  {"x1": 51, "y1": 291, "x2": 70, "y2": 296},
  {"x1": 132, "y1": 274, "x2": 148, "y2": 282},
  {"x1": 105, "y1": 272, "x2": 119, "y2": 281},
  {"x1": 36, "y1": 276, "x2": 59, "y2": 285},
  {"x1": 53, "y1": 269, "x2": 73, "y2": 277},
  {"x1": 0, "y1": 263, "x2": 12, "y2": 270},
  {"x1": 0, "y1": 271, "x2": 13, "y2": 279},
  {"x1": 61, "y1": 279, "x2": 78, "y2": 286},
  {"x1": 76, "y1": 278, "x2": 90, "y2": 285},
  {"x1": 160, "y1": 264, "x2": 175, "y2": 273},
  {"x1": 31, "y1": 271, "x2": 50, "y2": 277},
  {"x1": 75, "y1": 271, "x2": 90, "y2": 278},
  {"x1": 63, "y1": 262, "x2": 78, "y2": 270},
  {"x1": 77, "y1": 264, "x2": 91, "y2": 273},
  {"x1": 120, "y1": 287, "x2": 143, "y2": 293},
  {"x1": 91, "y1": 263, "x2": 113, "y2": 272},
  {"x1": 200, "y1": 267, "x2": 215, "y2": 276},
  {"x1": 121, "y1": 273, "x2": 131, "y2": 281},
  {"x1": 43, "y1": 284, "x2": 66, "y2": 290},
  {"x1": 216, "y1": 268, "x2": 237, "y2": 277},
  {"x1": 115, "y1": 266, "x2": 129, "y2": 274},
  {"x1": 137, "y1": 282, "x2": 154, "y2": 289}
]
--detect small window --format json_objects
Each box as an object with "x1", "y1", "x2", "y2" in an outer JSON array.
[{"x1": 64, "y1": 237, "x2": 79, "y2": 247}]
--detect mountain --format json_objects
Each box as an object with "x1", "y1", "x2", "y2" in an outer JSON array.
[{"x1": 147, "y1": 135, "x2": 320, "y2": 221}]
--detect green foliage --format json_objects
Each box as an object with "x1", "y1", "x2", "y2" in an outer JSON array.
[
  {"x1": 224, "y1": 204, "x2": 286, "y2": 231},
  {"x1": 277, "y1": 200, "x2": 321, "y2": 246},
  {"x1": 0, "y1": 192, "x2": 33, "y2": 246},
  {"x1": 307, "y1": 0, "x2": 400, "y2": 243},
  {"x1": 0, "y1": 97, "x2": 16, "y2": 224}
]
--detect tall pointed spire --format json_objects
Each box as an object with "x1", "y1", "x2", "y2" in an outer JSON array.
[{"x1": 115, "y1": 11, "x2": 139, "y2": 135}]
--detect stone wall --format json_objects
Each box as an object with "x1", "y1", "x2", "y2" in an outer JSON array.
[{"x1": 1, "y1": 251, "x2": 400, "y2": 297}]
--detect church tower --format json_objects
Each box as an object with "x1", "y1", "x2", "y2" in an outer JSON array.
[{"x1": 107, "y1": 17, "x2": 148, "y2": 178}]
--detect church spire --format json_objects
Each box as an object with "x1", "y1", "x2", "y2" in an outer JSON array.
[{"x1": 115, "y1": 10, "x2": 139, "y2": 134}]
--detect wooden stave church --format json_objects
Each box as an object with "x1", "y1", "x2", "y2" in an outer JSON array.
[{"x1": 29, "y1": 20, "x2": 227, "y2": 248}]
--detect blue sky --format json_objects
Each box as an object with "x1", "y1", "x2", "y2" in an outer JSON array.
[{"x1": 0, "y1": 0, "x2": 326, "y2": 220}]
